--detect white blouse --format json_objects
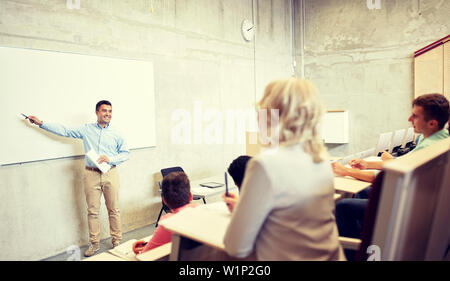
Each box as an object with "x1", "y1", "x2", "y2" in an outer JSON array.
[{"x1": 223, "y1": 144, "x2": 345, "y2": 260}]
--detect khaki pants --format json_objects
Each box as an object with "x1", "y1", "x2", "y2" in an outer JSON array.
[{"x1": 84, "y1": 167, "x2": 121, "y2": 246}]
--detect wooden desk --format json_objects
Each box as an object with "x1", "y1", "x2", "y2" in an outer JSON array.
[
  {"x1": 161, "y1": 193, "x2": 344, "y2": 261},
  {"x1": 333, "y1": 155, "x2": 379, "y2": 196},
  {"x1": 364, "y1": 156, "x2": 382, "y2": 162},
  {"x1": 160, "y1": 202, "x2": 230, "y2": 261},
  {"x1": 328, "y1": 156, "x2": 343, "y2": 162},
  {"x1": 334, "y1": 176, "x2": 372, "y2": 196},
  {"x1": 135, "y1": 243, "x2": 172, "y2": 261},
  {"x1": 190, "y1": 175, "x2": 239, "y2": 202}
]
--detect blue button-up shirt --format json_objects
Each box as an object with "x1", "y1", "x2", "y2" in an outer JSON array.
[{"x1": 40, "y1": 122, "x2": 130, "y2": 167}]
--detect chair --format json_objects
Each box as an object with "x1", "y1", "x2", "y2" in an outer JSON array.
[
  {"x1": 371, "y1": 139, "x2": 450, "y2": 260},
  {"x1": 402, "y1": 127, "x2": 415, "y2": 148},
  {"x1": 389, "y1": 129, "x2": 406, "y2": 155},
  {"x1": 375, "y1": 132, "x2": 393, "y2": 156},
  {"x1": 155, "y1": 166, "x2": 205, "y2": 227},
  {"x1": 354, "y1": 148, "x2": 375, "y2": 159},
  {"x1": 338, "y1": 171, "x2": 385, "y2": 261}
]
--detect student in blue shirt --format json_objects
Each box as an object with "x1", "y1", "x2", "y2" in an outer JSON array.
[{"x1": 28, "y1": 100, "x2": 130, "y2": 257}]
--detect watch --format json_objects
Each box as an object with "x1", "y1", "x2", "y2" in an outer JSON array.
[{"x1": 241, "y1": 19, "x2": 255, "y2": 42}]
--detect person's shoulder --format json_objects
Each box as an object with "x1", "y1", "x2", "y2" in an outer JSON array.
[
  {"x1": 160, "y1": 212, "x2": 175, "y2": 221},
  {"x1": 255, "y1": 144, "x2": 309, "y2": 166},
  {"x1": 438, "y1": 128, "x2": 450, "y2": 139},
  {"x1": 253, "y1": 146, "x2": 280, "y2": 162}
]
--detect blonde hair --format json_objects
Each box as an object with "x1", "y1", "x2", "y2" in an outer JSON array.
[{"x1": 258, "y1": 78, "x2": 327, "y2": 163}]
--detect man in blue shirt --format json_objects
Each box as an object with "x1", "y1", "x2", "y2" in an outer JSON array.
[{"x1": 28, "y1": 100, "x2": 130, "y2": 257}]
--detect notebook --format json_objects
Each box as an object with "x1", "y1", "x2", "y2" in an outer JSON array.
[
  {"x1": 85, "y1": 149, "x2": 111, "y2": 173},
  {"x1": 199, "y1": 182, "x2": 224, "y2": 188}
]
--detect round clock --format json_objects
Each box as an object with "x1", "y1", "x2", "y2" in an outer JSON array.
[{"x1": 241, "y1": 19, "x2": 255, "y2": 42}]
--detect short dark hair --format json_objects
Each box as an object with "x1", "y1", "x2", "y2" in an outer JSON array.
[
  {"x1": 227, "y1": 155, "x2": 251, "y2": 189},
  {"x1": 161, "y1": 171, "x2": 191, "y2": 209},
  {"x1": 413, "y1": 94, "x2": 449, "y2": 129},
  {"x1": 96, "y1": 100, "x2": 112, "y2": 111}
]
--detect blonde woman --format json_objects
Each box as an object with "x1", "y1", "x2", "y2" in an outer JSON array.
[{"x1": 223, "y1": 78, "x2": 345, "y2": 260}]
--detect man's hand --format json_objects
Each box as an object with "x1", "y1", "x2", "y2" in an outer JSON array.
[
  {"x1": 28, "y1": 116, "x2": 43, "y2": 126},
  {"x1": 222, "y1": 192, "x2": 239, "y2": 213},
  {"x1": 380, "y1": 152, "x2": 394, "y2": 161},
  {"x1": 349, "y1": 158, "x2": 369, "y2": 170},
  {"x1": 332, "y1": 162, "x2": 350, "y2": 177},
  {"x1": 97, "y1": 155, "x2": 110, "y2": 164},
  {"x1": 132, "y1": 240, "x2": 147, "y2": 255}
]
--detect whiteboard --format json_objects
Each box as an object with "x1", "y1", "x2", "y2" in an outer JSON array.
[{"x1": 0, "y1": 46, "x2": 156, "y2": 165}]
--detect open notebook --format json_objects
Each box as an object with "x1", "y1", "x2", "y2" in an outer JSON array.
[{"x1": 108, "y1": 235, "x2": 152, "y2": 261}]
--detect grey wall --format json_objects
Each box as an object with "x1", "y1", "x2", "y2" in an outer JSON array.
[
  {"x1": 296, "y1": 0, "x2": 450, "y2": 156},
  {"x1": 0, "y1": 0, "x2": 293, "y2": 260}
]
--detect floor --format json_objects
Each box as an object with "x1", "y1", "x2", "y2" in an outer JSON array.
[
  {"x1": 42, "y1": 223, "x2": 157, "y2": 261},
  {"x1": 42, "y1": 196, "x2": 222, "y2": 261}
]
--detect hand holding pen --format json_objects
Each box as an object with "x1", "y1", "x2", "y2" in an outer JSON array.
[
  {"x1": 223, "y1": 172, "x2": 239, "y2": 213},
  {"x1": 222, "y1": 192, "x2": 239, "y2": 213},
  {"x1": 22, "y1": 113, "x2": 43, "y2": 126}
]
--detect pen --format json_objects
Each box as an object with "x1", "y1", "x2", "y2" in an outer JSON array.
[
  {"x1": 22, "y1": 113, "x2": 36, "y2": 124},
  {"x1": 225, "y1": 172, "x2": 229, "y2": 197}
]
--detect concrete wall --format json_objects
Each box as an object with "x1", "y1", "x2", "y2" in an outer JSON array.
[
  {"x1": 297, "y1": 0, "x2": 450, "y2": 156},
  {"x1": 0, "y1": 0, "x2": 293, "y2": 260}
]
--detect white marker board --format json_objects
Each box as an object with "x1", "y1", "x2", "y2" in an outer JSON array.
[{"x1": 0, "y1": 46, "x2": 156, "y2": 165}]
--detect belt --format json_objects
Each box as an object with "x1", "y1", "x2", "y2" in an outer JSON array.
[
  {"x1": 85, "y1": 166, "x2": 101, "y2": 173},
  {"x1": 85, "y1": 166, "x2": 116, "y2": 172}
]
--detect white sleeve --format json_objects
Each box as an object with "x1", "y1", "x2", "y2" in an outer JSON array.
[{"x1": 223, "y1": 159, "x2": 274, "y2": 258}]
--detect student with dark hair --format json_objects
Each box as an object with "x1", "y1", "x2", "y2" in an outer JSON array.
[
  {"x1": 227, "y1": 155, "x2": 251, "y2": 190},
  {"x1": 222, "y1": 155, "x2": 251, "y2": 212},
  {"x1": 27, "y1": 100, "x2": 129, "y2": 257},
  {"x1": 133, "y1": 171, "x2": 197, "y2": 254},
  {"x1": 408, "y1": 93, "x2": 450, "y2": 151}
]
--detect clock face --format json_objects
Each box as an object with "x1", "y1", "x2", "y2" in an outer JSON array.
[{"x1": 241, "y1": 19, "x2": 255, "y2": 42}]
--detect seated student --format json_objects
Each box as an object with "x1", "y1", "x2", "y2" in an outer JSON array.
[
  {"x1": 335, "y1": 93, "x2": 449, "y2": 260},
  {"x1": 132, "y1": 171, "x2": 197, "y2": 255},
  {"x1": 227, "y1": 155, "x2": 251, "y2": 190},
  {"x1": 222, "y1": 155, "x2": 251, "y2": 212},
  {"x1": 332, "y1": 93, "x2": 450, "y2": 184},
  {"x1": 223, "y1": 78, "x2": 345, "y2": 261}
]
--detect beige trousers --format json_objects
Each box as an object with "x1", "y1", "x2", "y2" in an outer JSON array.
[{"x1": 84, "y1": 167, "x2": 121, "y2": 245}]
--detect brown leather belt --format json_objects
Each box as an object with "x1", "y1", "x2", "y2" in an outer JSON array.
[
  {"x1": 85, "y1": 166, "x2": 115, "y2": 173},
  {"x1": 85, "y1": 166, "x2": 101, "y2": 172}
]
